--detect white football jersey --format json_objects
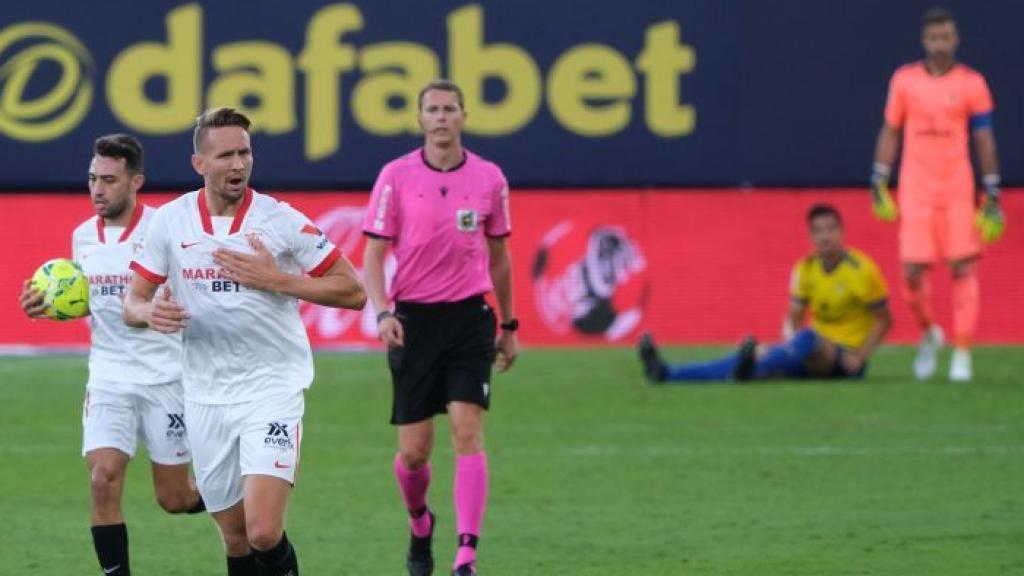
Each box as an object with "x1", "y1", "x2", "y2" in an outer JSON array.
[
  {"x1": 72, "y1": 204, "x2": 182, "y2": 387},
  {"x1": 130, "y1": 189, "x2": 340, "y2": 405}
]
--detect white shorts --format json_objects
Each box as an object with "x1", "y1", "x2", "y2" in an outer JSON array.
[
  {"x1": 186, "y1": 391, "x2": 305, "y2": 513},
  {"x1": 82, "y1": 380, "x2": 191, "y2": 465}
]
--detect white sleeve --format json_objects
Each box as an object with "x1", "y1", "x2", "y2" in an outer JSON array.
[
  {"x1": 280, "y1": 204, "x2": 341, "y2": 277},
  {"x1": 71, "y1": 229, "x2": 82, "y2": 266}
]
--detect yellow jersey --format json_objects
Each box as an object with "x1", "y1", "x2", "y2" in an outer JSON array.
[{"x1": 790, "y1": 248, "x2": 889, "y2": 349}]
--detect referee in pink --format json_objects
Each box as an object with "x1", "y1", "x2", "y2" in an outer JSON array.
[{"x1": 362, "y1": 79, "x2": 518, "y2": 576}]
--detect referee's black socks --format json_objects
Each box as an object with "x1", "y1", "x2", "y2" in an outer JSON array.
[
  {"x1": 91, "y1": 523, "x2": 130, "y2": 575},
  {"x1": 253, "y1": 531, "x2": 299, "y2": 576}
]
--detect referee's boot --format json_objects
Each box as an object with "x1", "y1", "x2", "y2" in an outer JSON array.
[
  {"x1": 407, "y1": 509, "x2": 436, "y2": 576},
  {"x1": 638, "y1": 332, "x2": 668, "y2": 382}
]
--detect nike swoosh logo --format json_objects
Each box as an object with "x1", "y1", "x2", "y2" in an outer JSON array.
[
  {"x1": 180, "y1": 241, "x2": 201, "y2": 249},
  {"x1": 176, "y1": 450, "x2": 190, "y2": 457},
  {"x1": 103, "y1": 565, "x2": 121, "y2": 574},
  {"x1": 274, "y1": 461, "x2": 291, "y2": 469}
]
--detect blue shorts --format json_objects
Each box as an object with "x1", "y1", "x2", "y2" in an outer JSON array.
[{"x1": 789, "y1": 329, "x2": 866, "y2": 380}]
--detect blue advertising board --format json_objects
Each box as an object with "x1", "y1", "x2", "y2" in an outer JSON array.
[{"x1": 0, "y1": 0, "x2": 1020, "y2": 188}]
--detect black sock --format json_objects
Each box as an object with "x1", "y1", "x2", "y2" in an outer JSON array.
[
  {"x1": 91, "y1": 523, "x2": 130, "y2": 575},
  {"x1": 227, "y1": 553, "x2": 258, "y2": 576},
  {"x1": 187, "y1": 495, "x2": 206, "y2": 514},
  {"x1": 252, "y1": 532, "x2": 299, "y2": 576},
  {"x1": 458, "y1": 533, "x2": 479, "y2": 550}
]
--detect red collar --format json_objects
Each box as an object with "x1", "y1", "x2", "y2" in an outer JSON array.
[
  {"x1": 198, "y1": 187, "x2": 254, "y2": 235},
  {"x1": 97, "y1": 202, "x2": 144, "y2": 244}
]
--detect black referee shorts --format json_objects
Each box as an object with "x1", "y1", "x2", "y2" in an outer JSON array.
[{"x1": 387, "y1": 295, "x2": 497, "y2": 425}]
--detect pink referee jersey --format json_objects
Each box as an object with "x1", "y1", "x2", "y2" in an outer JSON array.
[{"x1": 363, "y1": 148, "x2": 511, "y2": 304}]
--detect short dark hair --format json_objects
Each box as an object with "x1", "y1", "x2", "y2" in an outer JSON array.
[
  {"x1": 93, "y1": 134, "x2": 143, "y2": 174},
  {"x1": 418, "y1": 79, "x2": 465, "y2": 111},
  {"x1": 923, "y1": 6, "x2": 955, "y2": 29},
  {"x1": 807, "y1": 203, "x2": 842, "y2": 227},
  {"x1": 193, "y1": 107, "x2": 251, "y2": 153}
]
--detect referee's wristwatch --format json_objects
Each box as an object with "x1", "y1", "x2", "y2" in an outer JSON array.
[{"x1": 500, "y1": 318, "x2": 519, "y2": 332}]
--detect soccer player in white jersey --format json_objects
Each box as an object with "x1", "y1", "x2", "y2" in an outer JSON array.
[
  {"x1": 123, "y1": 108, "x2": 366, "y2": 576},
  {"x1": 18, "y1": 134, "x2": 204, "y2": 576}
]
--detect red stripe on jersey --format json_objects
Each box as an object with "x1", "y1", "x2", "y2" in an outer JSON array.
[
  {"x1": 198, "y1": 189, "x2": 213, "y2": 234},
  {"x1": 129, "y1": 261, "x2": 167, "y2": 284},
  {"x1": 118, "y1": 203, "x2": 145, "y2": 242},
  {"x1": 307, "y1": 247, "x2": 341, "y2": 277},
  {"x1": 97, "y1": 202, "x2": 145, "y2": 243},
  {"x1": 229, "y1": 188, "x2": 254, "y2": 234},
  {"x1": 198, "y1": 188, "x2": 253, "y2": 235},
  {"x1": 300, "y1": 223, "x2": 320, "y2": 235}
]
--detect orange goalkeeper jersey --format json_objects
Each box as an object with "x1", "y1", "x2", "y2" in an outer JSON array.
[{"x1": 884, "y1": 62, "x2": 993, "y2": 201}]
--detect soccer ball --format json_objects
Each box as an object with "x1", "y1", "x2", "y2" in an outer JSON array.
[{"x1": 31, "y1": 258, "x2": 89, "y2": 321}]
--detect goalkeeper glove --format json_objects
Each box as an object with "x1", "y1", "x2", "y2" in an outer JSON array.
[
  {"x1": 869, "y1": 164, "x2": 898, "y2": 222},
  {"x1": 976, "y1": 176, "x2": 1006, "y2": 243}
]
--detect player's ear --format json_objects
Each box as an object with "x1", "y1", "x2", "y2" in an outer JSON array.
[
  {"x1": 131, "y1": 173, "x2": 145, "y2": 193},
  {"x1": 191, "y1": 154, "x2": 204, "y2": 177}
]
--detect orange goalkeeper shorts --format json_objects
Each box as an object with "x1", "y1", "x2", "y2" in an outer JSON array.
[{"x1": 899, "y1": 192, "x2": 981, "y2": 263}]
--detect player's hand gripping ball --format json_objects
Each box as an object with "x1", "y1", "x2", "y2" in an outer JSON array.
[{"x1": 31, "y1": 258, "x2": 89, "y2": 320}]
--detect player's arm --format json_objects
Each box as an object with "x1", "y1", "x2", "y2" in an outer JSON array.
[
  {"x1": 857, "y1": 302, "x2": 892, "y2": 361},
  {"x1": 873, "y1": 124, "x2": 901, "y2": 169},
  {"x1": 122, "y1": 273, "x2": 189, "y2": 333},
  {"x1": 782, "y1": 299, "x2": 807, "y2": 340},
  {"x1": 363, "y1": 236, "x2": 391, "y2": 320},
  {"x1": 213, "y1": 237, "x2": 366, "y2": 309},
  {"x1": 488, "y1": 235, "x2": 518, "y2": 372},
  {"x1": 363, "y1": 235, "x2": 403, "y2": 347},
  {"x1": 972, "y1": 122, "x2": 1006, "y2": 243},
  {"x1": 871, "y1": 69, "x2": 904, "y2": 222},
  {"x1": 974, "y1": 125, "x2": 1000, "y2": 178},
  {"x1": 277, "y1": 254, "x2": 366, "y2": 309}
]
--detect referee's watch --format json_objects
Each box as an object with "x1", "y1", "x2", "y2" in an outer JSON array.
[{"x1": 500, "y1": 318, "x2": 519, "y2": 332}]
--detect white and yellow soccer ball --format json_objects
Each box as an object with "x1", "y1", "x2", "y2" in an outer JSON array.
[{"x1": 31, "y1": 258, "x2": 89, "y2": 321}]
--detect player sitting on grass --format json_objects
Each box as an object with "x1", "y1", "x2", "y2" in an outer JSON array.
[{"x1": 639, "y1": 204, "x2": 892, "y2": 382}]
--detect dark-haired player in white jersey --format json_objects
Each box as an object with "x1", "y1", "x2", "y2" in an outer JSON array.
[
  {"x1": 123, "y1": 108, "x2": 366, "y2": 576},
  {"x1": 19, "y1": 134, "x2": 204, "y2": 576}
]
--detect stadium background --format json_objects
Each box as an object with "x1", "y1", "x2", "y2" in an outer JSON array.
[{"x1": 1, "y1": 0, "x2": 1022, "y2": 349}]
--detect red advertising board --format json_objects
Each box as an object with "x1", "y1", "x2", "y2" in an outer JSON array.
[{"x1": 2, "y1": 190, "x2": 1022, "y2": 351}]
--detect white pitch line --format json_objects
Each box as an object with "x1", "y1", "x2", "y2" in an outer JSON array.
[{"x1": 550, "y1": 444, "x2": 1024, "y2": 457}]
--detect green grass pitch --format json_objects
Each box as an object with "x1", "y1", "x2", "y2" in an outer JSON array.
[{"x1": 2, "y1": 346, "x2": 1023, "y2": 575}]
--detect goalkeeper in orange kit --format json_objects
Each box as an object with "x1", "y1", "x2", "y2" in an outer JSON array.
[{"x1": 869, "y1": 7, "x2": 1004, "y2": 382}]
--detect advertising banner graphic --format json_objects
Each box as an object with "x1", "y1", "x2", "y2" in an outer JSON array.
[
  {"x1": 1, "y1": 1, "x2": 1021, "y2": 188},
  {"x1": 2, "y1": 190, "x2": 1022, "y2": 351}
]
